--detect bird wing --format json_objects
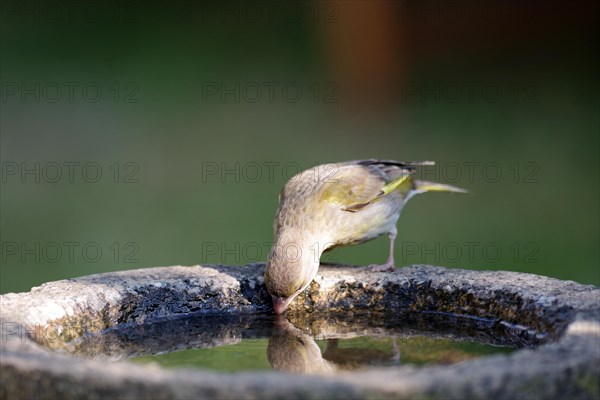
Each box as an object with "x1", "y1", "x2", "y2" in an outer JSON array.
[{"x1": 320, "y1": 160, "x2": 427, "y2": 212}]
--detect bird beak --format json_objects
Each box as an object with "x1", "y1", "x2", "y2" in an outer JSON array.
[{"x1": 272, "y1": 296, "x2": 291, "y2": 315}]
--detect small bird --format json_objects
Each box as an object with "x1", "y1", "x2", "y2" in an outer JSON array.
[
  {"x1": 264, "y1": 159, "x2": 466, "y2": 314},
  {"x1": 267, "y1": 316, "x2": 335, "y2": 374}
]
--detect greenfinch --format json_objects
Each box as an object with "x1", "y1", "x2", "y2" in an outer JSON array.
[
  {"x1": 265, "y1": 159, "x2": 466, "y2": 314},
  {"x1": 267, "y1": 316, "x2": 335, "y2": 374}
]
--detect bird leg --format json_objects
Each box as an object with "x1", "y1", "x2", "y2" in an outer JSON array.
[
  {"x1": 390, "y1": 336, "x2": 401, "y2": 364},
  {"x1": 370, "y1": 231, "x2": 397, "y2": 272}
]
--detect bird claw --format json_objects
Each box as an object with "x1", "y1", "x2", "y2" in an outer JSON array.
[{"x1": 369, "y1": 263, "x2": 396, "y2": 272}]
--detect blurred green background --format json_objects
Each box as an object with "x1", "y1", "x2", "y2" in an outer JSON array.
[{"x1": 1, "y1": 1, "x2": 598, "y2": 294}]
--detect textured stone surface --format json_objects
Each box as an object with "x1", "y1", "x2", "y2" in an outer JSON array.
[{"x1": 1, "y1": 263, "x2": 599, "y2": 399}]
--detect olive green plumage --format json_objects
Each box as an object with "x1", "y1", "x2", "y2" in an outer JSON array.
[{"x1": 265, "y1": 159, "x2": 466, "y2": 314}]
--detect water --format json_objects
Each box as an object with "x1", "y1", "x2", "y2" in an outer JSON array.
[
  {"x1": 67, "y1": 312, "x2": 524, "y2": 374},
  {"x1": 131, "y1": 335, "x2": 513, "y2": 374}
]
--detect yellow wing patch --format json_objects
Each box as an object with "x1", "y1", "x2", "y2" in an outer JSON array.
[
  {"x1": 380, "y1": 174, "x2": 412, "y2": 196},
  {"x1": 319, "y1": 166, "x2": 412, "y2": 212}
]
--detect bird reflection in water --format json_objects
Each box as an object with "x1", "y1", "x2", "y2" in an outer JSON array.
[{"x1": 267, "y1": 317, "x2": 400, "y2": 374}]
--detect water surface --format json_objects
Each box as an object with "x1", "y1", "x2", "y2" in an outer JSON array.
[
  {"x1": 131, "y1": 334, "x2": 514, "y2": 373},
  {"x1": 68, "y1": 312, "x2": 524, "y2": 374}
]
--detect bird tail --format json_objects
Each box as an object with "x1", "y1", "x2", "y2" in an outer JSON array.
[
  {"x1": 402, "y1": 180, "x2": 467, "y2": 202},
  {"x1": 414, "y1": 180, "x2": 468, "y2": 194}
]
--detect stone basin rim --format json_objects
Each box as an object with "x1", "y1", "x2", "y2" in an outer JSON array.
[{"x1": 1, "y1": 264, "x2": 599, "y2": 400}]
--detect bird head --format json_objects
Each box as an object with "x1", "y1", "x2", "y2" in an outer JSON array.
[
  {"x1": 267, "y1": 316, "x2": 334, "y2": 374},
  {"x1": 264, "y1": 233, "x2": 321, "y2": 314}
]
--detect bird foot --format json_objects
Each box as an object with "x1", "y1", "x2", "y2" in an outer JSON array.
[{"x1": 369, "y1": 263, "x2": 396, "y2": 272}]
